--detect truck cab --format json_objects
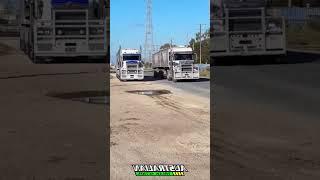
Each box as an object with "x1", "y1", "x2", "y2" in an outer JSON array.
[
  {"x1": 167, "y1": 47, "x2": 199, "y2": 81},
  {"x1": 19, "y1": 0, "x2": 108, "y2": 63},
  {"x1": 116, "y1": 48, "x2": 144, "y2": 81},
  {"x1": 211, "y1": 0, "x2": 286, "y2": 58},
  {"x1": 152, "y1": 46, "x2": 199, "y2": 82}
]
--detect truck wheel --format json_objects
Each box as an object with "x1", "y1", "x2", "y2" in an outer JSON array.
[
  {"x1": 153, "y1": 71, "x2": 158, "y2": 79},
  {"x1": 173, "y1": 79, "x2": 178, "y2": 83},
  {"x1": 159, "y1": 71, "x2": 164, "y2": 79}
]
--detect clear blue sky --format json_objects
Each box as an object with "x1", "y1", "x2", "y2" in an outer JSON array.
[{"x1": 110, "y1": 0, "x2": 209, "y2": 64}]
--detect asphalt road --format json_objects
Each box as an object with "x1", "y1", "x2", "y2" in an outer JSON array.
[
  {"x1": 0, "y1": 38, "x2": 108, "y2": 179},
  {"x1": 144, "y1": 69, "x2": 210, "y2": 98},
  {"x1": 213, "y1": 52, "x2": 320, "y2": 179}
]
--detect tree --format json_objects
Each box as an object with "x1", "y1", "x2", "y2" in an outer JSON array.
[
  {"x1": 160, "y1": 43, "x2": 176, "y2": 49},
  {"x1": 189, "y1": 29, "x2": 210, "y2": 64}
]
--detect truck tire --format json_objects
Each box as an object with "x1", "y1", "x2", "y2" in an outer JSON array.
[
  {"x1": 153, "y1": 71, "x2": 158, "y2": 79},
  {"x1": 159, "y1": 70, "x2": 164, "y2": 79}
]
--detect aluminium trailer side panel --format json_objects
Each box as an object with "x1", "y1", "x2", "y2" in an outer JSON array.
[{"x1": 152, "y1": 48, "x2": 170, "y2": 69}]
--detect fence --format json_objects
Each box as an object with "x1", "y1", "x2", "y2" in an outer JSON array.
[{"x1": 269, "y1": 7, "x2": 320, "y2": 26}]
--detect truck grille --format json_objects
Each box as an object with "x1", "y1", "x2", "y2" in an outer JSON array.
[
  {"x1": 37, "y1": 44, "x2": 52, "y2": 51},
  {"x1": 181, "y1": 65, "x2": 192, "y2": 72},
  {"x1": 89, "y1": 44, "x2": 104, "y2": 50}
]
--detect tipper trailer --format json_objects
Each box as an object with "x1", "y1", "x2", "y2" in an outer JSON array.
[
  {"x1": 116, "y1": 48, "x2": 144, "y2": 81},
  {"x1": 19, "y1": 0, "x2": 109, "y2": 63},
  {"x1": 211, "y1": 0, "x2": 286, "y2": 59},
  {"x1": 152, "y1": 46, "x2": 199, "y2": 82}
]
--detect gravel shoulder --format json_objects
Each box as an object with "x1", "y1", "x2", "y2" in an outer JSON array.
[{"x1": 110, "y1": 74, "x2": 210, "y2": 180}]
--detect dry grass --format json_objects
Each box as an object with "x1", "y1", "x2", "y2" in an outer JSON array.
[
  {"x1": 287, "y1": 24, "x2": 320, "y2": 51},
  {"x1": 200, "y1": 69, "x2": 210, "y2": 78}
]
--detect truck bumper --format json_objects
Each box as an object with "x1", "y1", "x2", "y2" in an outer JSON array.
[
  {"x1": 120, "y1": 74, "x2": 144, "y2": 80},
  {"x1": 174, "y1": 72, "x2": 199, "y2": 80},
  {"x1": 210, "y1": 49, "x2": 286, "y2": 57},
  {"x1": 34, "y1": 51, "x2": 107, "y2": 57}
]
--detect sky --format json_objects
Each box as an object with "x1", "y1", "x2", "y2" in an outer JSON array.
[{"x1": 110, "y1": 0, "x2": 209, "y2": 64}]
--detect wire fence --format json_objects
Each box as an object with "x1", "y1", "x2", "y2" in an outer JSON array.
[{"x1": 269, "y1": 7, "x2": 320, "y2": 26}]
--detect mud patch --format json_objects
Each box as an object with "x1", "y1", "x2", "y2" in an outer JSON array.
[
  {"x1": 47, "y1": 155, "x2": 68, "y2": 164},
  {"x1": 120, "y1": 118, "x2": 140, "y2": 121},
  {"x1": 7, "y1": 129, "x2": 17, "y2": 134},
  {"x1": 46, "y1": 91, "x2": 109, "y2": 105},
  {"x1": 151, "y1": 96, "x2": 181, "y2": 110},
  {"x1": 0, "y1": 43, "x2": 15, "y2": 56},
  {"x1": 126, "y1": 89, "x2": 171, "y2": 96},
  {"x1": 111, "y1": 141, "x2": 118, "y2": 146}
]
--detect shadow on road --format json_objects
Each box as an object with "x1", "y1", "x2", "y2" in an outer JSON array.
[
  {"x1": 118, "y1": 76, "x2": 156, "y2": 82},
  {"x1": 178, "y1": 78, "x2": 210, "y2": 82},
  {"x1": 212, "y1": 51, "x2": 320, "y2": 66}
]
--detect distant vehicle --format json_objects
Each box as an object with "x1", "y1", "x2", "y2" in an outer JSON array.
[
  {"x1": 19, "y1": 0, "x2": 108, "y2": 63},
  {"x1": 116, "y1": 47, "x2": 144, "y2": 81},
  {"x1": 152, "y1": 46, "x2": 199, "y2": 82},
  {"x1": 211, "y1": 0, "x2": 286, "y2": 60}
]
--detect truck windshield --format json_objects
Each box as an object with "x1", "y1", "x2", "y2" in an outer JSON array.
[
  {"x1": 174, "y1": 54, "x2": 193, "y2": 60},
  {"x1": 123, "y1": 55, "x2": 140, "y2": 60}
]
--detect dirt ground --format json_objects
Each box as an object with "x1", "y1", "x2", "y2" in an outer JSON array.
[
  {"x1": 110, "y1": 74, "x2": 210, "y2": 180},
  {"x1": 0, "y1": 38, "x2": 108, "y2": 179}
]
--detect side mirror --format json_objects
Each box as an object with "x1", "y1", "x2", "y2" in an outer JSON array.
[{"x1": 194, "y1": 53, "x2": 198, "y2": 61}]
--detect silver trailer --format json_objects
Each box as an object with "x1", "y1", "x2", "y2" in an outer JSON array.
[
  {"x1": 211, "y1": 0, "x2": 286, "y2": 58},
  {"x1": 152, "y1": 46, "x2": 199, "y2": 82},
  {"x1": 19, "y1": 0, "x2": 108, "y2": 63},
  {"x1": 116, "y1": 47, "x2": 144, "y2": 81}
]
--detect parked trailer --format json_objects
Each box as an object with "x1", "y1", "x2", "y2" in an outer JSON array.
[
  {"x1": 116, "y1": 48, "x2": 144, "y2": 81},
  {"x1": 152, "y1": 46, "x2": 199, "y2": 82},
  {"x1": 211, "y1": 0, "x2": 286, "y2": 59},
  {"x1": 19, "y1": 0, "x2": 108, "y2": 63}
]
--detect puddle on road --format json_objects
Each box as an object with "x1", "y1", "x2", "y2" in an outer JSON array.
[
  {"x1": 126, "y1": 90, "x2": 171, "y2": 96},
  {"x1": 0, "y1": 43, "x2": 15, "y2": 56},
  {"x1": 47, "y1": 91, "x2": 109, "y2": 105}
]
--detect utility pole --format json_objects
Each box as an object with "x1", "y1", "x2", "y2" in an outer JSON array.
[
  {"x1": 199, "y1": 24, "x2": 202, "y2": 65},
  {"x1": 288, "y1": 0, "x2": 292, "y2": 7}
]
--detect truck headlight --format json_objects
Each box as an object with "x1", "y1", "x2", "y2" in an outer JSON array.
[
  {"x1": 80, "y1": 29, "x2": 85, "y2": 35},
  {"x1": 57, "y1": 29, "x2": 63, "y2": 35},
  {"x1": 38, "y1": 30, "x2": 44, "y2": 35}
]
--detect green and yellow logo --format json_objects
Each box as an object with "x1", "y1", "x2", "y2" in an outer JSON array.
[{"x1": 132, "y1": 164, "x2": 188, "y2": 176}]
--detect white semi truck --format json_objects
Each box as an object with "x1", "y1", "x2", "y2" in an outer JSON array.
[
  {"x1": 152, "y1": 46, "x2": 199, "y2": 82},
  {"x1": 211, "y1": 0, "x2": 286, "y2": 59},
  {"x1": 116, "y1": 48, "x2": 144, "y2": 81},
  {"x1": 19, "y1": 0, "x2": 109, "y2": 63}
]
